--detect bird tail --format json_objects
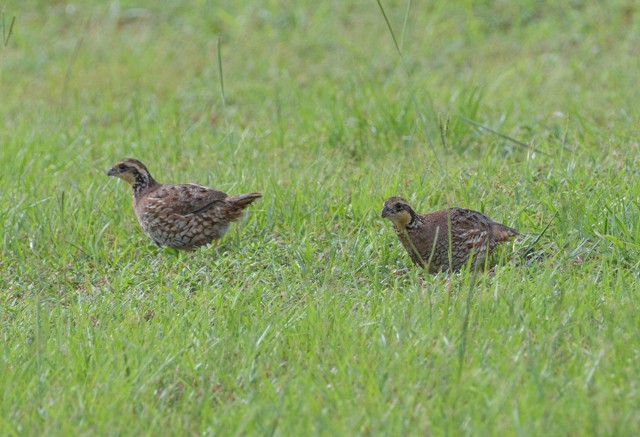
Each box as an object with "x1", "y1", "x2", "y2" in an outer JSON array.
[
  {"x1": 221, "y1": 192, "x2": 261, "y2": 222},
  {"x1": 492, "y1": 223, "x2": 518, "y2": 242},
  {"x1": 228, "y1": 192, "x2": 262, "y2": 208}
]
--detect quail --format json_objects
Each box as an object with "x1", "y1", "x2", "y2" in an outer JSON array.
[
  {"x1": 381, "y1": 197, "x2": 517, "y2": 273},
  {"x1": 107, "y1": 158, "x2": 261, "y2": 250}
]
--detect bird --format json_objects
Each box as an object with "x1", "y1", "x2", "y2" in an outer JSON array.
[
  {"x1": 381, "y1": 197, "x2": 517, "y2": 273},
  {"x1": 107, "y1": 158, "x2": 261, "y2": 251}
]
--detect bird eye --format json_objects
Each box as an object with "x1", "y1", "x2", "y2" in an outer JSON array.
[
  {"x1": 394, "y1": 203, "x2": 402, "y2": 210},
  {"x1": 118, "y1": 164, "x2": 127, "y2": 170}
]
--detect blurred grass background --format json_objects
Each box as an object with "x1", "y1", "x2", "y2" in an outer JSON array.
[{"x1": 1, "y1": 1, "x2": 639, "y2": 435}]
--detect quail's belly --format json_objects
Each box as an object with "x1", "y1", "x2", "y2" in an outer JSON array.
[{"x1": 139, "y1": 211, "x2": 230, "y2": 249}]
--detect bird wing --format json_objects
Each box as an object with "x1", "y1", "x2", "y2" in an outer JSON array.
[
  {"x1": 143, "y1": 184, "x2": 228, "y2": 216},
  {"x1": 448, "y1": 208, "x2": 493, "y2": 250}
]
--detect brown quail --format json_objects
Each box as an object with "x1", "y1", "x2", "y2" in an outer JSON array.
[
  {"x1": 381, "y1": 197, "x2": 517, "y2": 273},
  {"x1": 107, "y1": 158, "x2": 261, "y2": 250}
]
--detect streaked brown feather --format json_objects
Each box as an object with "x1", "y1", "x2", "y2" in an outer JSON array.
[
  {"x1": 108, "y1": 158, "x2": 261, "y2": 250},
  {"x1": 382, "y1": 197, "x2": 517, "y2": 273}
]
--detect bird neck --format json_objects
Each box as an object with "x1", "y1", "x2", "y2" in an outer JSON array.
[
  {"x1": 131, "y1": 173, "x2": 157, "y2": 196},
  {"x1": 392, "y1": 208, "x2": 420, "y2": 230},
  {"x1": 407, "y1": 215, "x2": 420, "y2": 229},
  {"x1": 406, "y1": 213, "x2": 420, "y2": 229}
]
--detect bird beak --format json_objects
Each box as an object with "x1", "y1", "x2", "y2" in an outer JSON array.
[
  {"x1": 381, "y1": 207, "x2": 390, "y2": 219},
  {"x1": 107, "y1": 167, "x2": 117, "y2": 177}
]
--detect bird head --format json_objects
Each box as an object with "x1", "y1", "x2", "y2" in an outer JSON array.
[
  {"x1": 381, "y1": 197, "x2": 415, "y2": 227},
  {"x1": 107, "y1": 158, "x2": 155, "y2": 191}
]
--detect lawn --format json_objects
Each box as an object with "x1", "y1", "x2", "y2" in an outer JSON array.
[{"x1": 1, "y1": 0, "x2": 639, "y2": 435}]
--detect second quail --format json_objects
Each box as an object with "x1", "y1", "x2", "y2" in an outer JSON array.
[{"x1": 381, "y1": 197, "x2": 517, "y2": 272}]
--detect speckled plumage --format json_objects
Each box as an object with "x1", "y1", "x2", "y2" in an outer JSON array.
[
  {"x1": 381, "y1": 197, "x2": 517, "y2": 273},
  {"x1": 108, "y1": 158, "x2": 261, "y2": 250}
]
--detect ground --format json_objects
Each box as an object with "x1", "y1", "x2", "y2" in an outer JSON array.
[{"x1": 1, "y1": 1, "x2": 639, "y2": 435}]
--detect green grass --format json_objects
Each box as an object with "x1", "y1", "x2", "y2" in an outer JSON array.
[{"x1": 1, "y1": 0, "x2": 639, "y2": 435}]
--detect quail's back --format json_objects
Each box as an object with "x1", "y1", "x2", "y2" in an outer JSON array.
[
  {"x1": 381, "y1": 197, "x2": 517, "y2": 272},
  {"x1": 108, "y1": 158, "x2": 261, "y2": 250}
]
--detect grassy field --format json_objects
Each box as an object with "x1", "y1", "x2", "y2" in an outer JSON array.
[{"x1": 1, "y1": 0, "x2": 639, "y2": 435}]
